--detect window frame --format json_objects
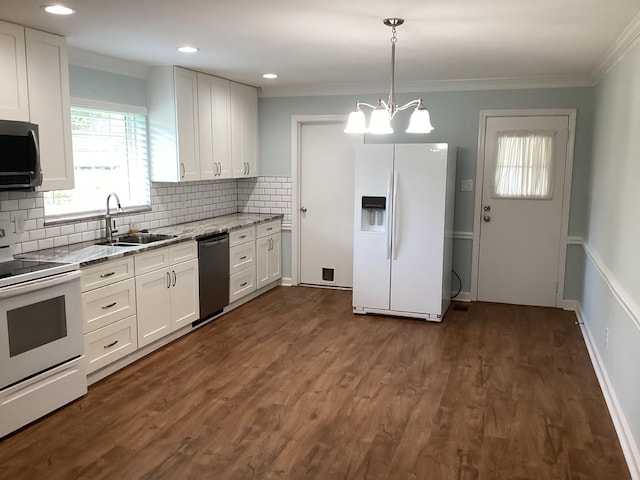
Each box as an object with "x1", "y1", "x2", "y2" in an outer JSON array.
[{"x1": 43, "y1": 98, "x2": 152, "y2": 225}]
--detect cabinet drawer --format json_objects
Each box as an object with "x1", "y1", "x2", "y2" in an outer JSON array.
[
  {"x1": 82, "y1": 278, "x2": 136, "y2": 333},
  {"x1": 85, "y1": 315, "x2": 138, "y2": 374},
  {"x1": 257, "y1": 220, "x2": 281, "y2": 238},
  {"x1": 134, "y1": 247, "x2": 170, "y2": 275},
  {"x1": 230, "y1": 242, "x2": 255, "y2": 275},
  {"x1": 230, "y1": 267, "x2": 256, "y2": 303},
  {"x1": 81, "y1": 257, "x2": 134, "y2": 292},
  {"x1": 168, "y1": 241, "x2": 197, "y2": 264},
  {"x1": 229, "y1": 226, "x2": 255, "y2": 247}
]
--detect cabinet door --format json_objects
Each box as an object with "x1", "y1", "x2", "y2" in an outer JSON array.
[
  {"x1": 0, "y1": 21, "x2": 28, "y2": 121},
  {"x1": 174, "y1": 67, "x2": 200, "y2": 181},
  {"x1": 135, "y1": 268, "x2": 172, "y2": 347},
  {"x1": 198, "y1": 73, "x2": 231, "y2": 180},
  {"x1": 257, "y1": 233, "x2": 282, "y2": 289},
  {"x1": 256, "y1": 235, "x2": 270, "y2": 289},
  {"x1": 268, "y1": 232, "x2": 282, "y2": 284},
  {"x1": 230, "y1": 82, "x2": 258, "y2": 178},
  {"x1": 170, "y1": 259, "x2": 199, "y2": 330},
  {"x1": 25, "y1": 28, "x2": 74, "y2": 191}
]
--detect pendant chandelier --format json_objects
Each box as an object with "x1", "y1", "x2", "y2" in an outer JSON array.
[{"x1": 344, "y1": 18, "x2": 434, "y2": 135}]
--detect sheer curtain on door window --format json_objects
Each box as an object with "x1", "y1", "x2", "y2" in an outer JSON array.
[{"x1": 493, "y1": 130, "x2": 556, "y2": 199}]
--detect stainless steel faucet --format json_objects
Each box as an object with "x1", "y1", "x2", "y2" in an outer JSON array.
[{"x1": 105, "y1": 192, "x2": 122, "y2": 242}]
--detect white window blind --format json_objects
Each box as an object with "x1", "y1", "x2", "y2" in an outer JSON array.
[
  {"x1": 44, "y1": 103, "x2": 150, "y2": 219},
  {"x1": 493, "y1": 130, "x2": 556, "y2": 199}
]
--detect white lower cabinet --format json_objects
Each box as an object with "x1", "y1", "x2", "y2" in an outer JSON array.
[
  {"x1": 229, "y1": 226, "x2": 256, "y2": 303},
  {"x1": 81, "y1": 258, "x2": 137, "y2": 374},
  {"x1": 84, "y1": 316, "x2": 137, "y2": 373},
  {"x1": 256, "y1": 220, "x2": 282, "y2": 289},
  {"x1": 135, "y1": 242, "x2": 199, "y2": 348}
]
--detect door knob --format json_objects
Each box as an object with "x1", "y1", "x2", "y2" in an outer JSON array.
[
  {"x1": 483, "y1": 215, "x2": 491, "y2": 222},
  {"x1": 300, "y1": 206, "x2": 307, "y2": 213},
  {"x1": 483, "y1": 205, "x2": 491, "y2": 212}
]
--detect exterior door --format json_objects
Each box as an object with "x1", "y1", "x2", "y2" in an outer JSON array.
[
  {"x1": 477, "y1": 114, "x2": 570, "y2": 306},
  {"x1": 299, "y1": 122, "x2": 359, "y2": 287}
]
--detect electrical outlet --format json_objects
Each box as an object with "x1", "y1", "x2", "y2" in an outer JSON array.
[
  {"x1": 461, "y1": 179, "x2": 474, "y2": 192},
  {"x1": 605, "y1": 328, "x2": 609, "y2": 349},
  {"x1": 14, "y1": 212, "x2": 25, "y2": 234}
]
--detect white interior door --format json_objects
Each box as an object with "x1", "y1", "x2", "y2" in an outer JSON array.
[
  {"x1": 299, "y1": 122, "x2": 359, "y2": 287},
  {"x1": 477, "y1": 115, "x2": 570, "y2": 306}
]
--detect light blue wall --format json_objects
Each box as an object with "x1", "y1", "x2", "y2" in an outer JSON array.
[
  {"x1": 69, "y1": 65, "x2": 146, "y2": 107},
  {"x1": 580, "y1": 42, "x2": 640, "y2": 474},
  {"x1": 260, "y1": 87, "x2": 594, "y2": 291}
]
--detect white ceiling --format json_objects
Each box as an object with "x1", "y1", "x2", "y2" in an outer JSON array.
[{"x1": 2, "y1": 0, "x2": 640, "y2": 96}]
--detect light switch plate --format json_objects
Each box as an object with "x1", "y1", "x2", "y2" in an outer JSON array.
[{"x1": 461, "y1": 179, "x2": 474, "y2": 192}]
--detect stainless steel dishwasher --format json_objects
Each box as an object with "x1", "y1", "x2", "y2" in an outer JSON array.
[{"x1": 196, "y1": 233, "x2": 229, "y2": 325}]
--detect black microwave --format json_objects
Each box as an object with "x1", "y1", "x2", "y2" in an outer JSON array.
[{"x1": 0, "y1": 120, "x2": 42, "y2": 191}]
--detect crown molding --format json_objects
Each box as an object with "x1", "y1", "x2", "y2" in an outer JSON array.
[
  {"x1": 68, "y1": 48, "x2": 149, "y2": 79},
  {"x1": 258, "y1": 75, "x2": 594, "y2": 98},
  {"x1": 591, "y1": 11, "x2": 640, "y2": 83}
]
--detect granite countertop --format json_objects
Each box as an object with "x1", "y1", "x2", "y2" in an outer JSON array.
[{"x1": 17, "y1": 213, "x2": 283, "y2": 267}]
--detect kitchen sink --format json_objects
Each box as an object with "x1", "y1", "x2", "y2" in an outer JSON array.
[{"x1": 95, "y1": 233, "x2": 177, "y2": 246}]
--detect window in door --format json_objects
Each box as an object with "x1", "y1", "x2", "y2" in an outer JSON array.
[{"x1": 492, "y1": 130, "x2": 556, "y2": 199}]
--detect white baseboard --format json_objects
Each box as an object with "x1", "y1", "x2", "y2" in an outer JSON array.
[
  {"x1": 452, "y1": 291, "x2": 472, "y2": 302},
  {"x1": 575, "y1": 303, "x2": 640, "y2": 479}
]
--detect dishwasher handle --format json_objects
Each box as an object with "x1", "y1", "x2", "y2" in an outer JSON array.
[{"x1": 198, "y1": 233, "x2": 229, "y2": 248}]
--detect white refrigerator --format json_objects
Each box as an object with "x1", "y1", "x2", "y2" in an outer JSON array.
[{"x1": 352, "y1": 143, "x2": 456, "y2": 321}]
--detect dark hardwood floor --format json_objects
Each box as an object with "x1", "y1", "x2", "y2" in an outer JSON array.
[{"x1": 0, "y1": 287, "x2": 630, "y2": 479}]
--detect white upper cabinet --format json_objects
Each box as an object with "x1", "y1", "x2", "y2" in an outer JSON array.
[
  {"x1": 197, "y1": 73, "x2": 231, "y2": 180},
  {"x1": 0, "y1": 21, "x2": 29, "y2": 121},
  {"x1": 230, "y1": 82, "x2": 258, "y2": 178},
  {"x1": 148, "y1": 66, "x2": 200, "y2": 182},
  {"x1": 26, "y1": 28, "x2": 74, "y2": 191}
]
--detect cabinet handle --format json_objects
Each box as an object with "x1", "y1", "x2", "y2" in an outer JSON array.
[
  {"x1": 172, "y1": 270, "x2": 176, "y2": 287},
  {"x1": 240, "y1": 281, "x2": 247, "y2": 287},
  {"x1": 180, "y1": 163, "x2": 186, "y2": 178},
  {"x1": 217, "y1": 162, "x2": 222, "y2": 175},
  {"x1": 166, "y1": 272, "x2": 171, "y2": 288},
  {"x1": 239, "y1": 255, "x2": 247, "y2": 260},
  {"x1": 99, "y1": 272, "x2": 116, "y2": 278},
  {"x1": 104, "y1": 340, "x2": 119, "y2": 349},
  {"x1": 239, "y1": 235, "x2": 246, "y2": 239},
  {"x1": 266, "y1": 227, "x2": 273, "y2": 231},
  {"x1": 101, "y1": 302, "x2": 117, "y2": 310}
]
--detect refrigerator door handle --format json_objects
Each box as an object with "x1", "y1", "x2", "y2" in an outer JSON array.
[
  {"x1": 392, "y1": 171, "x2": 399, "y2": 260},
  {"x1": 386, "y1": 172, "x2": 393, "y2": 259}
]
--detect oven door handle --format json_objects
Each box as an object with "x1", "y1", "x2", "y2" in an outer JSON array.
[{"x1": 0, "y1": 270, "x2": 82, "y2": 299}]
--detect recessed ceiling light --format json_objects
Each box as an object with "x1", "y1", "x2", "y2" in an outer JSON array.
[
  {"x1": 43, "y1": 4, "x2": 76, "y2": 15},
  {"x1": 177, "y1": 46, "x2": 199, "y2": 53},
  {"x1": 262, "y1": 73, "x2": 278, "y2": 79}
]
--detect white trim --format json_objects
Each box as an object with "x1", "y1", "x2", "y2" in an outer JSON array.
[
  {"x1": 290, "y1": 115, "x2": 352, "y2": 287},
  {"x1": 453, "y1": 231, "x2": 474, "y2": 240},
  {"x1": 471, "y1": 109, "x2": 576, "y2": 307},
  {"x1": 575, "y1": 304, "x2": 640, "y2": 479},
  {"x1": 70, "y1": 97, "x2": 148, "y2": 115},
  {"x1": 68, "y1": 47, "x2": 149, "y2": 79},
  {"x1": 591, "y1": 12, "x2": 640, "y2": 84},
  {"x1": 562, "y1": 299, "x2": 579, "y2": 311},
  {"x1": 259, "y1": 76, "x2": 593, "y2": 98},
  {"x1": 452, "y1": 291, "x2": 473, "y2": 303},
  {"x1": 583, "y1": 242, "x2": 640, "y2": 331},
  {"x1": 567, "y1": 236, "x2": 583, "y2": 245}
]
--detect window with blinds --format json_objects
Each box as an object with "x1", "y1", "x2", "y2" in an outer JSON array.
[
  {"x1": 492, "y1": 130, "x2": 556, "y2": 199},
  {"x1": 44, "y1": 103, "x2": 151, "y2": 219}
]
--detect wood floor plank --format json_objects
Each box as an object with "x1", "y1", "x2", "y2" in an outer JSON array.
[{"x1": 0, "y1": 288, "x2": 631, "y2": 479}]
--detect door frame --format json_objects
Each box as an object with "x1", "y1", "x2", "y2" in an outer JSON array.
[
  {"x1": 471, "y1": 109, "x2": 577, "y2": 307},
  {"x1": 290, "y1": 114, "x2": 359, "y2": 286}
]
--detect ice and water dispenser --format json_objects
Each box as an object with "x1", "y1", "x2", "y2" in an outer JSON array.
[{"x1": 360, "y1": 196, "x2": 386, "y2": 232}]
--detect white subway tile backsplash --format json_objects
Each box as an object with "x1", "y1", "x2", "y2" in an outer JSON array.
[{"x1": 4, "y1": 176, "x2": 291, "y2": 253}]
